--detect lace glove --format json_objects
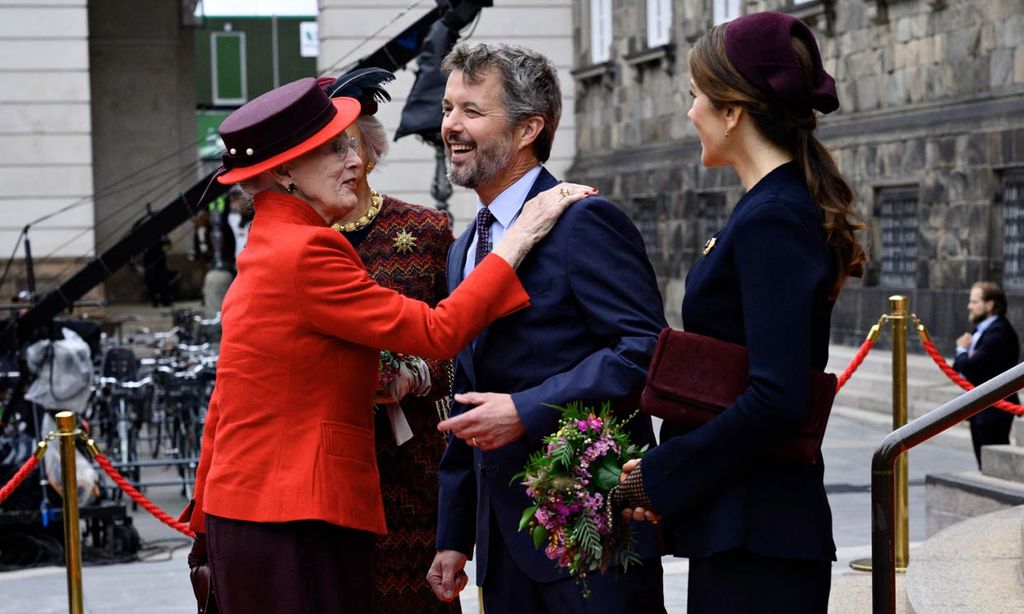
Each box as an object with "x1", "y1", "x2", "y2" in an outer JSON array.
[
  {"x1": 604, "y1": 463, "x2": 657, "y2": 530},
  {"x1": 613, "y1": 463, "x2": 656, "y2": 511}
]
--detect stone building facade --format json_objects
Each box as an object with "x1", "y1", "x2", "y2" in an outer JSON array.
[
  {"x1": 568, "y1": 0, "x2": 1024, "y2": 351},
  {"x1": 0, "y1": 0, "x2": 201, "y2": 304}
]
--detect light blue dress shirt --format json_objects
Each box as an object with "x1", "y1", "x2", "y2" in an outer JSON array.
[
  {"x1": 957, "y1": 314, "x2": 999, "y2": 356},
  {"x1": 461, "y1": 165, "x2": 543, "y2": 280}
]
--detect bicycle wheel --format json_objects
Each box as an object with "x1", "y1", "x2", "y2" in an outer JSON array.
[{"x1": 170, "y1": 404, "x2": 196, "y2": 499}]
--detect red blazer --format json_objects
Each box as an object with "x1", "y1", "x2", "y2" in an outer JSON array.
[{"x1": 184, "y1": 192, "x2": 528, "y2": 534}]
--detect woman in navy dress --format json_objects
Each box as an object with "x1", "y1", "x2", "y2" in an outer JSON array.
[{"x1": 617, "y1": 12, "x2": 867, "y2": 614}]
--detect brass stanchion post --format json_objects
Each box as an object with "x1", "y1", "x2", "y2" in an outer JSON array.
[
  {"x1": 890, "y1": 295, "x2": 910, "y2": 572},
  {"x1": 850, "y1": 296, "x2": 910, "y2": 573},
  {"x1": 56, "y1": 411, "x2": 85, "y2": 614}
]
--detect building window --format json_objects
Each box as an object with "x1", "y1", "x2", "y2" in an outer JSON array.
[
  {"x1": 646, "y1": 0, "x2": 672, "y2": 48},
  {"x1": 631, "y1": 196, "x2": 662, "y2": 270},
  {"x1": 211, "y1": 31, "x2": 247, "y2": 105},
  {"x1": 878, "y1": 188, "x2": 919, "y2": 287},
  {"x1": 590, "y1": 0, "x2": 613, "y2": 63},
  {"x1": 1001, "y1": 171, "x2": 1024, "y2": 291},
  {"x1": 713, "y1": 0, "x2": 741, "y2": 25}
]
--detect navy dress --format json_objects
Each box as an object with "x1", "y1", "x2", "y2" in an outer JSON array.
[{"x1": 641, "y1": 163, "x2": 836, "y2": 613}]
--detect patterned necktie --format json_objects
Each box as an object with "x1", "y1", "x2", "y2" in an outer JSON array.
[{"x1": 474, "y1": 207, "x2": 496, "y2": 266}]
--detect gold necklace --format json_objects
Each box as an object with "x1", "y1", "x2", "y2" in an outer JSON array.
[{"x1": 332, "y1": 190, "x2": 383, "y2": 233}]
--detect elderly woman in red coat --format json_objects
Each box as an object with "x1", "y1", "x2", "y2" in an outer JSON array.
[{"x1": 181, "y1": 77, "x2": 593, "y2": 614}]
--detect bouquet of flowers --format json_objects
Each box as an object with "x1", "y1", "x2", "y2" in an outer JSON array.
[
  {"x1": 515, "y1": 401, "x2": 647, "y2": 597},
  {"x1": 377, "y1": 350, "x2": 404, "y2": 392}
]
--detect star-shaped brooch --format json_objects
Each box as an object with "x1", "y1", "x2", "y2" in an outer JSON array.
[{"x1": 393, "y1": 229, "x2": 418, "y2": 254}]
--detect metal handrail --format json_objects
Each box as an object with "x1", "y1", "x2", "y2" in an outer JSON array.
[{"x1": 871, "y1": 360, "x2": 1024, "y2": 613}]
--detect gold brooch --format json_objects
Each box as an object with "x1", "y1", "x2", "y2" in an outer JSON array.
[
  {"x1": 393, "y1": 229, "x2": 417, "y2": 254},
  {"x1": 703, "y1": 236, "x2": 717, "y2": 256},
  {"x1": 332, "y1": 190, "x2": 383, "y2": 233}
]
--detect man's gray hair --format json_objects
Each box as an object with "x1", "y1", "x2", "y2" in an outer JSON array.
[
  {"x1": 442, "y1": 42, "x2": 561, "y2": 163},
  {"x1": 355, "y1": 115, "x2": 389, "y2": 167}
]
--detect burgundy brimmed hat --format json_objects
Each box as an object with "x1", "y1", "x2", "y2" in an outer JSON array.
[
  {"x1": 216, "y1": 77, "x2": 361, "y2": 185},
  {"x1": 723, "y1": 12, "x2": 839, "y2": 114}
]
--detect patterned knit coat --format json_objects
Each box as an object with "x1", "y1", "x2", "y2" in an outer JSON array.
[{"x1": 343, "y1": 195, "x2": 461, "y2": 613}]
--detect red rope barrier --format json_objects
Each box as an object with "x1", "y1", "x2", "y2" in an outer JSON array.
[
  {"x1": 918, "y1": 331, "x2": 1024, "y2": 416},
  {"x1": 0, "y1": 455, "x2": 40, "y2": 506},
  {"x1": 836, "y1": 338, "x2": 875, "y2": 392},
  {"x1": 93, "y1": 452, "x2": 195, "y2": 538}
]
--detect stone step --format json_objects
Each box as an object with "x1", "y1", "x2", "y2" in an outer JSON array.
[
  {"x1": 981, "y1": 445, "x2": 1024, "y2": 483},
  {"x1": 827, "y1": 345, "x2": 952, "y2": 383},
  {"x1": 905, "y1": 506, "x2": 1024, "y2": 614},
  {"x1": 924, "y1": 471, "x2": 1024, "y2": 537},
  {"x1": 833, "y1": 387, "x2": 958, "y2": 421},
  {"x1": 835, "y1": 368, "x2": 963, "y2": 405}
]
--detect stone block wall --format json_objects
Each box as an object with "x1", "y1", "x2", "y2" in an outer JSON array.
[{"x1": 569, "y1": 0, "x2": 1024, "y2": 347}]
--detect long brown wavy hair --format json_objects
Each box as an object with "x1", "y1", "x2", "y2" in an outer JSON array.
[{"x1": 690, "y1": 25, "x2": 867, "y2": 300}]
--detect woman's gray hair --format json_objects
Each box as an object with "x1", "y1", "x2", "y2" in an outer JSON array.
[
  {"x1": 355, "y1": 115, "x2": 389, "y2": 167},
  {"x1": 238, "y1": 173, "x2": 278, "y2": 196},
  {"x1": 441, "y1": 42, "x2": 561, "y2": 162}
]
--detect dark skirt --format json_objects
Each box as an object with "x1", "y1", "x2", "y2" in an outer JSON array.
[
  {"x1": 687, "y1": 549, "x2": 831, "y2": 614},
  {"x1": 206, "y1": 514, "x2": 374, "y2": 614},
  {"x1": 372, "y1": 404, "x2": 461, "y2": 613}
]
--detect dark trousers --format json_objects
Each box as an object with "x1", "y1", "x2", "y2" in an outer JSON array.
[
  {"x1": 687, "y1": 549, "x2": 831, "y2": 614},
  {"x1": 206, "y1": 514, "x2": 374, "y2": 614},
  {"x1": 969, "y1": 409, "x2": 1014, "y2": 469},
  {"x1": 481, "y1": 516, "x2": 666, "y2": 614}
]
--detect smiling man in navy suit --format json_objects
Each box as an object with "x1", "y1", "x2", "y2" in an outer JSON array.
[{"x1": 425, "y1": 43, "x2": 668, "y2": 614}]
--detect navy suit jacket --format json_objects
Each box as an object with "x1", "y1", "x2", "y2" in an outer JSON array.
[
  {"x1": 436, "y1": 168, "x2": 667, "y2": 584},
  {"x1": 641, "y1": 163, "x2": 837, "y2": 562},
  {"x1": 953, "y1": 316, "x2": 1020, "y2": 426}
]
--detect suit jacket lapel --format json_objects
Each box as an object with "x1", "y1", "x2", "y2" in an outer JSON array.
[{"x1": 471, "y1": 168, "x2": 560, "y2": 363}]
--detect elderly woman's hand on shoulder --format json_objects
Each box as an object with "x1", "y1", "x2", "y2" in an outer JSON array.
[{"x1": 491, "y1": 182, "x2": 597, "y2": 269}]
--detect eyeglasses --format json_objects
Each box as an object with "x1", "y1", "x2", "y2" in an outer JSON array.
[{"x1": 332, "y1": 135, "x2": 360, "y2": 155}]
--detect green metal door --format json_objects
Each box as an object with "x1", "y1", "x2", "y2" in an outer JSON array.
[{"x1": 212, "y1": 32, "x2": 246, "y2": 105}]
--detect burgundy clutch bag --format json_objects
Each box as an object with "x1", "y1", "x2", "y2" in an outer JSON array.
[{"x1": 640, "y1": 328, "x2": 837, "y2": 464}]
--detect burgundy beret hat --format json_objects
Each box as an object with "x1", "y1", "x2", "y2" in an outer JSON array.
[
  {"x1": 724, "y1": 11, "x2": 839, "y2": 114},
  {"x1": 217, "y1": 77, "x2": 360, "y2": 184}
]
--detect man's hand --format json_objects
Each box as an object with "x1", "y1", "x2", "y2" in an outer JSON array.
[
  {"x1": 956, "y1": 332, "x2": 973, "y2": 350},
  {"x1": 426, "y1": 549, "x2": 469, "y2": 602},
  {"x1": 437, "y1": 392, "x2": 526, "y2": 450}
]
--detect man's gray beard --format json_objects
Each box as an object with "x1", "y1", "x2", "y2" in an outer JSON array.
[{"x1": 446, "y1": 143, "x2": 513, "y2": 189}]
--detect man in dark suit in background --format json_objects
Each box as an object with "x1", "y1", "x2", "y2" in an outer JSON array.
[
  {"x1": 426, "y1": 42, "x2": 667, "y2": 613},
  {"x1": 954, "y1": 281, "x2": 1021, "y2": 468}
]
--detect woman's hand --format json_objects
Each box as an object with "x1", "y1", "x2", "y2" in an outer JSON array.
[
  {"x1": 386, "y1": 357, "x2": 431, "y2": 401},
  {"x1": 618, "y1": 459, "x2": 662, "y2": 524},
  {"x1": 491, "y1": 182, "x2": 597, "y2": 269}
]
